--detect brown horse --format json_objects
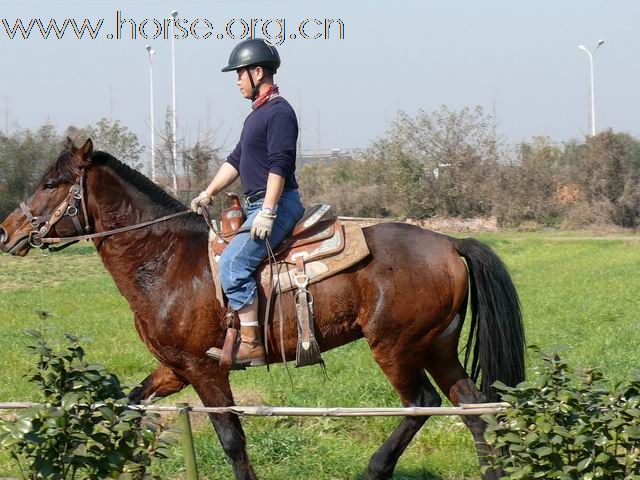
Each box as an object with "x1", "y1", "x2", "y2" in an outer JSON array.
[{"x1": 0, "y1": 139, "x2": 525, "y2": 480}]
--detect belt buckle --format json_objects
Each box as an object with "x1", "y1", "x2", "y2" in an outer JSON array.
[{"x1": 245, "y1": 190, "x2": 265, "y2": 205}]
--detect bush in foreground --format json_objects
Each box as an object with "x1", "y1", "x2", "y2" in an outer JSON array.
[
  {"x1": 484, "y1": 349, "x2": 640, "y2": 479},
  {"x1": 0, "y1": 330, "x2": 173, "y2": 479}
]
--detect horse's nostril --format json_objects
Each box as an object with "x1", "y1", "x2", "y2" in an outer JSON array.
[{"x1": 0, "y1": 227, "x2": 7, "y2": 245}]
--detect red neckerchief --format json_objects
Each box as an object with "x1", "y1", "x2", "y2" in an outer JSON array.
[{"x1": 251, "y1": 85, "x2": 280, "y2": 110}]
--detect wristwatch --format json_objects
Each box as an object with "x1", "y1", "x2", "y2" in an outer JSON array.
[{"x1": 260, "y1": 207, "x2": 275, "y2": 216}]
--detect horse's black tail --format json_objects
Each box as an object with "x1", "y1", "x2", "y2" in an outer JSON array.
[{"x1": 453, "y1": 237, "x2": 525, "y2": 402}]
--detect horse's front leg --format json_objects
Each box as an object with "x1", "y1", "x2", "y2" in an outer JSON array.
[
  {"x1": 128, "y1": 364, "x2": 188, "y2": 403},
  {"x1": 190, "y1": 360, "x2": 258, "y2": 480}
]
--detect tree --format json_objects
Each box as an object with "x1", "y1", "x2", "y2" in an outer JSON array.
[
  {"x1": 87, "y1": 118, "x2": 144, "y2": 170},
  {"x1": 0, "y1": 124, "x2": 63, "y2": 218},
  {"x1": 181, "y1": 139, "x2": 224, "y2": 192},
  {"x1": 357, "y1": 106, "x2": 501, "y2": 219},
  {"x1": 566, "y1": 131, "x2": 640, "y2": 227},
  {"x1": 492, "y1": 137, "x2": 563, "y2": 226},
  {"x1": 155, "y1": 107, "x2": 179, "y2": 192},
  {"x1": 298, "y1": 156, "x2": 391, "y2": 217}
]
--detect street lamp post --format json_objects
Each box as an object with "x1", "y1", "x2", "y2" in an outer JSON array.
[
  {"x1": 578, "y1": 39, "x2": 604, "y2": 136},
  {"x1": 145, "y1": 45, "x2": 156, "y2": 183},
  {"x1": 170, "y1": 10, "x2": 179, "y2": 193}
]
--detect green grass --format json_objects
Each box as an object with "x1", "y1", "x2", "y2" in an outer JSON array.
[{"x1": 1, "y1": 232, "x2": 639, "y2": 479}]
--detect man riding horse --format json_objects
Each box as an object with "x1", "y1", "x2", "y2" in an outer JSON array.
[
  {"x1": 191, "y1": 38, "x2": 305, "y2": 368},
  {"x1": 0, "y1": 36, "x2": 525, "y2": 480}
]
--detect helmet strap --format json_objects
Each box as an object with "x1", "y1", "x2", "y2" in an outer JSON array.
[{"x1": 245, "y1": 67, "x2": 263, "y2": 101}]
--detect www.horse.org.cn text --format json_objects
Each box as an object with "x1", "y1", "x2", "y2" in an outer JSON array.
[{"x1": 0, "y1": 12, "x2": 346, "y2": 46}]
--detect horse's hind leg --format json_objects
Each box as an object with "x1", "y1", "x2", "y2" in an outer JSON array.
[
  {"x1": 427, "y1": 358, "x2": 503, "y2": 480},
  {"x1": 364, "y1": 360, "x2": 441, "y2": 480},
  {"x1": 128, "y1": 364, "x2": 187, "y2": 403}
]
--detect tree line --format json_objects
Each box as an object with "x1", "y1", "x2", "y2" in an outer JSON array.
[
  {"x1": 300, "y1": 106, "x2": 640, "y2": 228},
  {"x1": 2, "y1": 106, "x2": 640, "y2": 229},
  {"x1": 0, "y1": 113, "x2": 223, "y2": 220}
]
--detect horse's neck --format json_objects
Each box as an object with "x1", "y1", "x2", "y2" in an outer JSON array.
[
  {"x1": 87, "y1": 167, "x2": 207, "y2": 299},
  {"x1": 89, "y1": 168, "x2": 162, "y2": 231},
  {"x1": 85, "y1": 167, "x2": 220, "y2": 354}
]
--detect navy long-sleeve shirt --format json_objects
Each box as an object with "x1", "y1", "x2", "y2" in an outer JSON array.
[{"x1": 226, "y1": 96, "x2": 299, "y2": 197}]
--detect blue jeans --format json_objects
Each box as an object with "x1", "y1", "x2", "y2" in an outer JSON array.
[{"x1": 219, "y1": 189, "x2": 305, "y2": 310}]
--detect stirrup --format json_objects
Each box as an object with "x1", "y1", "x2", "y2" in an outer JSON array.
[{"x1": 206, "y1": 343, "x2": 267, "y2": 368}]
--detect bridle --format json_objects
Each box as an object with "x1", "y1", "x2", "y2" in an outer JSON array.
[
  {"x1": 21, "y1": 168, "x2": 189, "y2": 253},
  {"x1": 21, "y1": 169, "x2": 91, "y2": 251}
]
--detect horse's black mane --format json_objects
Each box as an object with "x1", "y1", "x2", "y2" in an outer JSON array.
[
  {"x1": 43, "y1": 149, "x2": 207, "y2": 233},
  {"x1": 91, "y1": 151, "x2": 187, "y2": 212}
]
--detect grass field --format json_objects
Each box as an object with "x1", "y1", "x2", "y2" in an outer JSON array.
[{"x1": 1, "y1": 232, "x2": 639, "y2": 479}]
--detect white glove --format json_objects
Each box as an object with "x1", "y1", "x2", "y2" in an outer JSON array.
[
  {"x1": 190, "y1": 191, "x2": 212, "y2": 214},
  {"x1": 251, "y1": 209, "x2": 276, "y2": 240}
]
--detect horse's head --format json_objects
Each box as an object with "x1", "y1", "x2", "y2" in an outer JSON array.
[{"x1": 0, "y1": 137, "x2": 94, "y2": 256}]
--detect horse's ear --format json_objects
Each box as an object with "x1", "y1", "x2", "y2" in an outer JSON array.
[
  {"x1": 72, "y1": 138, "x2": 94, "y2": 168},
  {"x1": 80, "y1": 138, "x2": 93, "y2": 158}
]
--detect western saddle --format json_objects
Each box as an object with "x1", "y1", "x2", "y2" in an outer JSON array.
[
  {"x1": 210, "y1": 193, "x2": 341, "y2": 262},
  {"x1": 206, "y1": 193, "x2": 369, "y2": 369}
]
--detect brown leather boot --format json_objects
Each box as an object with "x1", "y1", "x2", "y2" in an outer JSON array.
[{"x1": 207, "y1": 324, "x2": 266, "y2": 367}]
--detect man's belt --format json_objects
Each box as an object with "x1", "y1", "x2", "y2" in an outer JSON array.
[
  {"x1": 244, "y1": 188, "x2": 296, "y2": 205},
  {"x1": 244, "y1": 190, "x2": 266, "y2": 204}
]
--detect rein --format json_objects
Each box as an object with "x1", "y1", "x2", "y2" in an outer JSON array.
[
  {"x1": 198, "y1": 202, "x2": 252, "y2": 243},
  {"x1": 21, "y1": 168, "x2": 191, "y2": 253},
  {"x1": 42, "y1": 211, "x2": 190, "y2": 246}
]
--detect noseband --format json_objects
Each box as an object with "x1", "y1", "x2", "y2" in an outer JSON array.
[{"x1": 20, "y1": 168, "x2": 189, "y2": 253}]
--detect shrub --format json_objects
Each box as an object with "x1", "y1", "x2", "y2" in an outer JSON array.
[
  {"x1": 483, "y1": 349, "x2": 640, "y2": 479},
  {"x1": 0, "y1": 330, "x2": 173, "y2": 479}
]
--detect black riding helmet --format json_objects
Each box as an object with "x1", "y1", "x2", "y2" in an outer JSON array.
[
  {"x1": 221, "y1": 38, "x2": 280, "y2": 73},
  {"x1": 222, "y1": 38, "x2": 280, "y2": 100}
]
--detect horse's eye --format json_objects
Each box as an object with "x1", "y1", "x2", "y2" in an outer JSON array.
[{"x1": 44, "y1": 181, "x2": 57, "y2": 191}]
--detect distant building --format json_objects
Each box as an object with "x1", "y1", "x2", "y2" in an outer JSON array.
[{"x1": 297, "y1": 148, "x2": 361, "y2": 167}]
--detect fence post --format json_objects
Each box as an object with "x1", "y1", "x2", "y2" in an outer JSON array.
[{"x1": 177, "y1": 402, "x2": 199, "y2": 480}]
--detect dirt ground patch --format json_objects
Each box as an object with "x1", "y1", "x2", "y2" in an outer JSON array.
[
  {"x1": 342, "y1": 215, "x2": 640, "y2": 237},
  {"x1": 340, "y1": 215, "x2": 500, "y2": 232},
  {"x1": 407, "y1": 216, "x2": 500, "y2": 232},
  {"x1": 158, "y1": 388, "x2": 266, "y2": 432}
]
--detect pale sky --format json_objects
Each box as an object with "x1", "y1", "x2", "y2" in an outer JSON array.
[{"x1": 0, "y1": 0, "x2": 638, "y2": 162}]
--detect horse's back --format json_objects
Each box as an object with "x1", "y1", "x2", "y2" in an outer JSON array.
[
  {"x1": 352, "y1": 222, "x2": 468, "y2": 346},
  {"x1": 362, "y1": 222, "x2": 461, "y2": 264}
]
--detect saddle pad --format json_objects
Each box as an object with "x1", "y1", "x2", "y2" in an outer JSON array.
[{"x1": 258, "y1": 222, "x2": 370, "y2": 295}]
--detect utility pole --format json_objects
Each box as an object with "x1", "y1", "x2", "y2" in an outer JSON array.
[
  {"x1": 578, "y1": 40, "x2": 605, "y2": 136},
  {"x1": 146, "y1": 45, "x2": 156, "y2": 182},
  {"x1": 170, "y1": 9, "x2": 179, "y2": 193}
]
